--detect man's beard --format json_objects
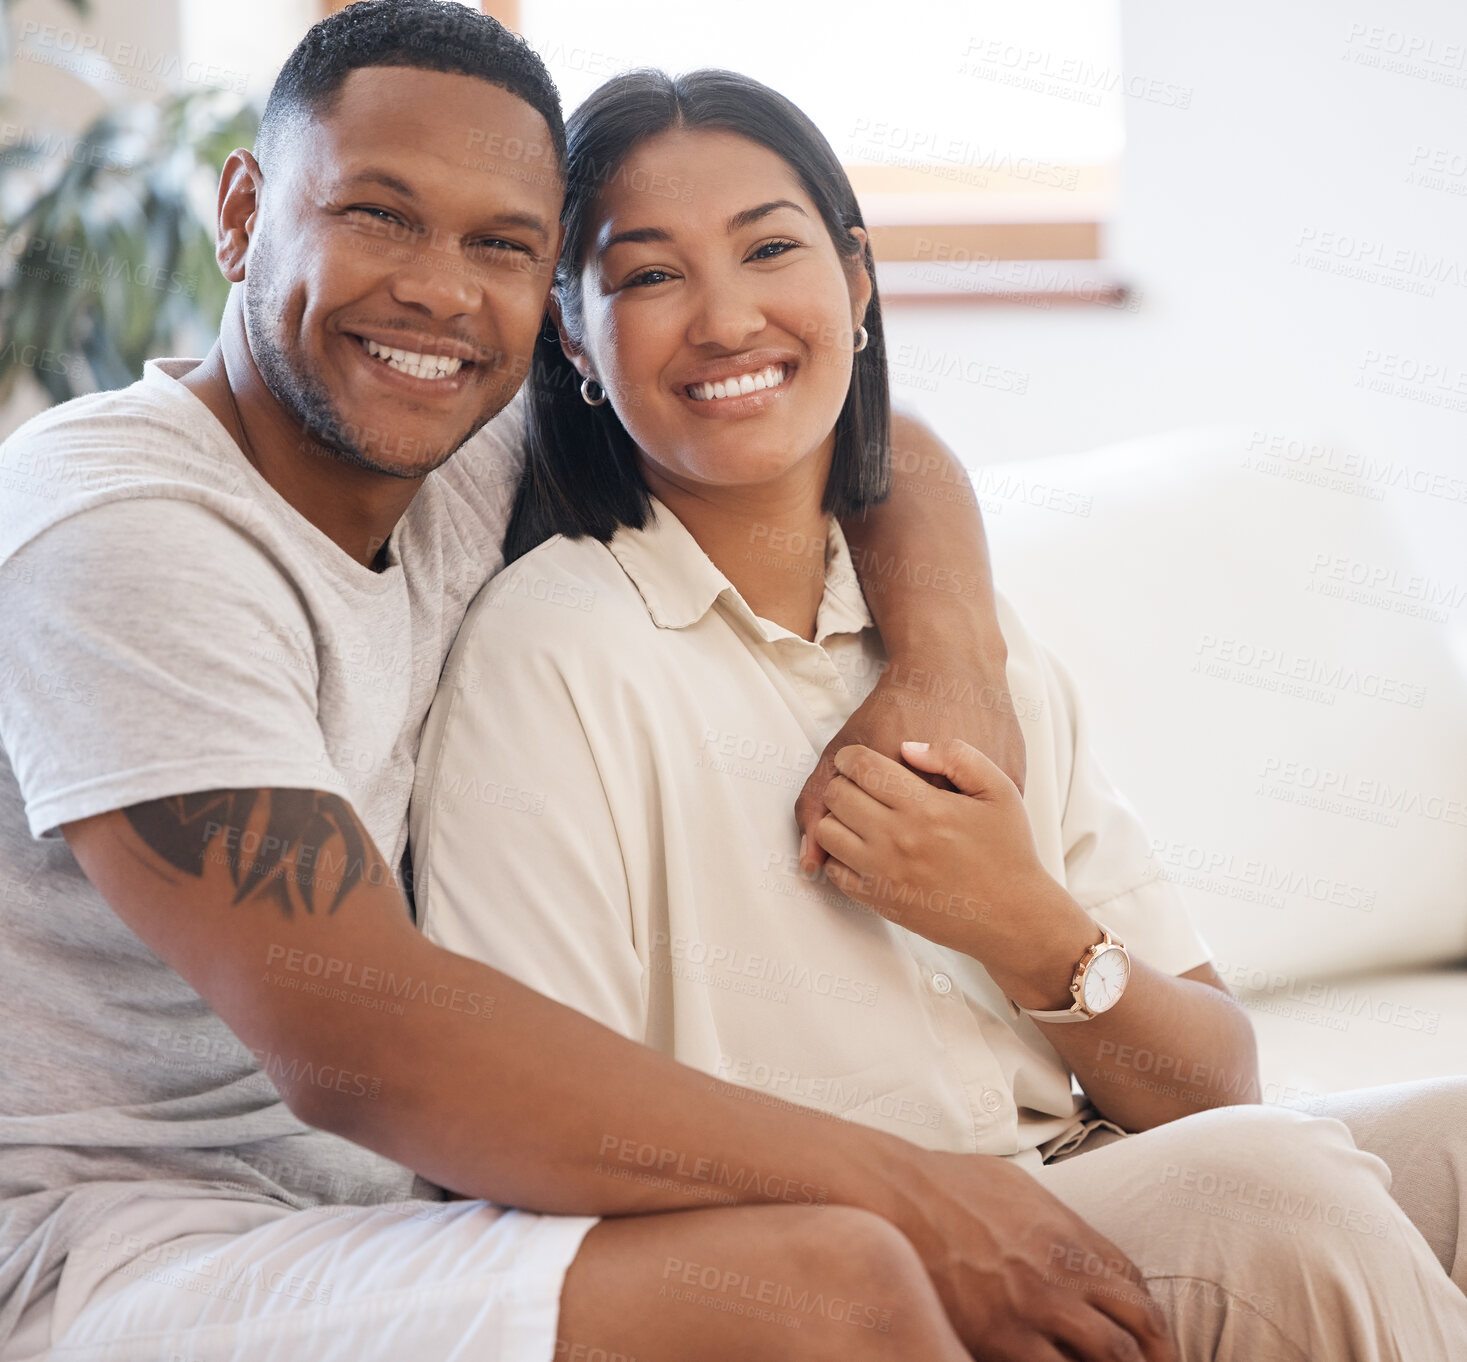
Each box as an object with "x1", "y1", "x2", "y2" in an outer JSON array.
[{"x1": 241, "y1": 242, "x2": 487, "y2": 479}]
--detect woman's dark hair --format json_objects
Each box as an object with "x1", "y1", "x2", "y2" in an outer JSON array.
[{"x1": 503, "y1": 68, "x2": 890, "y2": 564}]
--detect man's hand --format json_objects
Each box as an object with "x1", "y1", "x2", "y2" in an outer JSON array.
[
  {"x1": 893, "y1": 1148, "x2": 1177, "y2": 1361},
  {"x1": 794, "y1": 645, "x2": 1026, "y2": 873}
]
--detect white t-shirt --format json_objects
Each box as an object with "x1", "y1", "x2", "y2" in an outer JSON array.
[
  {"x1": 0, "y1": 360, "x2": 523, "y2": 1345},
  {"x1": 411, "y1": 495, "x2": 1214, "y2": 1168}
]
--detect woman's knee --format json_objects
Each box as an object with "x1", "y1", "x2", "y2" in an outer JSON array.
[{"x1": 1152, "y1": 1103, "x2": 1403, "y2": 1263}]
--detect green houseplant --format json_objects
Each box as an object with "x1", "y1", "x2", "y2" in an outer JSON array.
[{"x1": 0, "y1": 1, "x2": 258, "y2": 404}]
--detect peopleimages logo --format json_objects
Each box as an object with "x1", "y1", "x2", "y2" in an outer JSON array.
[
  {"x1": 1212, "y1": 960, "x2": 1441, "y2": 1035},
  {"x1": 1193, "y1": 633, "x2": 1428, "y2": 708},
  {"x1": 261, "y1": 944, "x2": 496, "y2": 1019},
  {"x1": 652, "y1": 931, "x2": 880, "y2": 1007},
  {"x1": 1244, "y1": 430, "x2": 1467, "y2": 506},
  {"x1": 1258, "y1": 755, "x2": 1467, "y2": 828},
  {"x1": 1149, "y1": 840, "x2": 1376, "y2": 913}
]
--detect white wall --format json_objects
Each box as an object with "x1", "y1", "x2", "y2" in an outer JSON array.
[{"x1": 887, "y1": 0, "x2": 1467, "y2": 494}]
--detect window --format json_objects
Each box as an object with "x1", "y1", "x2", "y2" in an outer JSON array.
[{"x1": 506, "y1": 0, "x2": 1125, "y2": 300}]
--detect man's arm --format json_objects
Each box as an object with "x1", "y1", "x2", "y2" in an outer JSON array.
[
  {"x1": 64, "y1": 785, "x2": 1172, "y2": 1362},
  {"x1": 802, "y1": 411, "x2": 1023, "y2": 868}
]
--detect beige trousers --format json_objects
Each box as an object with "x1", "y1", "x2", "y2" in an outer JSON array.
[{"x1": 1036, "y1": 1077, "x2": 1467, "y2": 1360}]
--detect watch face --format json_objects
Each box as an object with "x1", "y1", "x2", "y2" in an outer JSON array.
[{"x1": 1082, "y1": 946, "x2": 1130, "y2": 1014}]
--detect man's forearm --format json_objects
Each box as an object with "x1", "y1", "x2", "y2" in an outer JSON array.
[
  {"x1": 296, "y1": 925, "x2": 922, "y2": 1223},
  {"x1": 66, "y1": 796, "x2": 924, "y2": 1236},
  {"x1": 840, "y1": 410, "x2": 1004, "y2": 661}
]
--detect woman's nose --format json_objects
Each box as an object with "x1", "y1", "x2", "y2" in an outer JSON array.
[{"x1": 685, "y1": 271, "x2": 766, "y2": 351}]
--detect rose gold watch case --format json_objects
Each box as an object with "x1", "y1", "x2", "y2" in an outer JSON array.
[{"x1": 1008, "y1": 925, "x2": 1130, "y2": 1023}]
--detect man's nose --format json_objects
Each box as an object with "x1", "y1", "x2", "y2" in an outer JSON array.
[{"x1": 387, "y1": 236, "x2": 483, "y2": 318}]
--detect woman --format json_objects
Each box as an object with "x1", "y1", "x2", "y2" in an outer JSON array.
[{"x1": 411, "y1": 67, "x2": 1467, "y2": 1353}]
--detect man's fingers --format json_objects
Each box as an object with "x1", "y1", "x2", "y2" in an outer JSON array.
[
  {"x1": 1086, "y1": 1283, "x2": 1177, "y2": 1362},
  {"x1": 794, "y1": 751, "x2": 842, "y2": 870},
  {"x1": 983, "y1": 1333, "x2": 1071, "y2": 1362},
  {"x1": 1048, "y1": 1301, "x2": 1150, "y2": 1362},
  {"x1": 793, "y1": 769, "x2": 830, "y2": 840}
]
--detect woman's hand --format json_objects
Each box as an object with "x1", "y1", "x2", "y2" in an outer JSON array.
[
  {"x1": 794, "y1": 639, "x2": 1026, "y2": 874},
  {"x1": 810, "y1": 737, "x2": 1097, "y2": 994}
]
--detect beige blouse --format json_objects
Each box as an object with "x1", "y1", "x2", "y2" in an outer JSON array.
[{"x1": 410, "y1": 496, "x2": 1212, "y2": 1170}]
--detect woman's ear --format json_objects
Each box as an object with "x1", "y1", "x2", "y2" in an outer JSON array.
[
  {"x1": 547, "y1": 292, "x2": 591, "y2": 379},
  {"x1": 845, "y1": 226, "x2": 875, "y2": 338}
]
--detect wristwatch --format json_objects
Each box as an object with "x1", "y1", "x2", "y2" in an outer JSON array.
[{"x1": 1007, "y1": 925, "x2": 1131, "y2": 1024}]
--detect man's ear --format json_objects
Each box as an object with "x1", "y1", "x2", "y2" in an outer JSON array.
[
  {"x1": 547, "y1": 291, "x2": 591, "y2": 380},
  {"x1": 846, "y1": 225, "x2": 875, "y2": 337},
  {"x1": 216, "y1": 149, "x2": 263, "y2": 284}
]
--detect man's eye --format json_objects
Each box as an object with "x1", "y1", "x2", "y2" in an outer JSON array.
[
  {"x1": 748, "y1": 239, "x2": 800, "y2": 261},
  {"x1": 473, "y1": 238, "x2": 533, "y2": 256},
  {"x1": 347, "y1": 206, "x2": 404, "y2": 226}
]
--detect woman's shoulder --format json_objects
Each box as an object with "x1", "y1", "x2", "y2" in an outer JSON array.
[{"x1": 456, "y1": 531, "x2": 656, "y2": 664}]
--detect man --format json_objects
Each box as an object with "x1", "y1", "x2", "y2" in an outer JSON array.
[{"x1": 2, "y1": 5, "x2": 1462, "y2": 1361}]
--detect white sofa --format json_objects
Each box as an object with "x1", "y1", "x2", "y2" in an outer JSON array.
[{"x1": 975, "y1": 426, "x2": 1467, "y2": 1103}]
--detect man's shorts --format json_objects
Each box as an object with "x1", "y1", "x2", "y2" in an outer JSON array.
[{"x1": 4, "y1": 1194, "x2": 600, "y2": 1361}]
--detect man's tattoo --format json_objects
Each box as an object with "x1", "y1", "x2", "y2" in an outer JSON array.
[{"x1": 125, "y1": 789, "x2": 369, "y2": 917}]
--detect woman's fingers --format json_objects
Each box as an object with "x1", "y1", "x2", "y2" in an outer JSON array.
[
  {"x1": 901, "y1": 737, "x2": 1012, "y2": 801},
  {"x1": 820, "y1": 772, "x2": 888, "y2": 838},
  {"x1": 831, "y1": 743, "x2": 932, "y2": 809},
  {"x1": 809, "y1": 810, "x2": 862, "y2": 874}
]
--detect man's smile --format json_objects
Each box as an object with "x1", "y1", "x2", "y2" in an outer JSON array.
[{"x1": 344, "y1": 329, "x2": 481, "y2": 395}]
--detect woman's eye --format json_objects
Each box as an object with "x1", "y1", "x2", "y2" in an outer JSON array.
[
  {"x1": 625, "y1": 267, "x2": 673, "y2": 288},
  {"x1": 748, "y1": 239, "x2": 800, "y2": 261}
]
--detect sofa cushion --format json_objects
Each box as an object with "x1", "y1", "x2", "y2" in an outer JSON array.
[
  {"x1": 975, "y1": 425, "x2": 1467, "y2": 979},
  {"x1": 1237, "y1": 967, "x2": 1467, "y2": 1098}
]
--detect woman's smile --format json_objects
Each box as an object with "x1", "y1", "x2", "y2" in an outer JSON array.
[{"x1": 684, "y1": 360, "x2": 789, "y2": 403}]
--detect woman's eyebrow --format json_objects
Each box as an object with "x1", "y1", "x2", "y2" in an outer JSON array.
[
  {"x1": 600, "y1": 224, "x2": 671, "y2": 253},
  {"x1": 599, "y1": 200, "x2": 808, "y2": 257},
  {"x1": 725, "y1": 199, "x2": 807, "y2": 233}
]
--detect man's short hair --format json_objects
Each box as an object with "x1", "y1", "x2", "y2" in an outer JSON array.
[{"x1": 255, "y1": 0, "x2": 565, "y2": 175}]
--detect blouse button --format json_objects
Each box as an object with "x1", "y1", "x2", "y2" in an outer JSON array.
[
  {"x1": 981, "y1": 1089, "x2": 1004, "y2": 1113},
  {"x1": 931, "y1": 972, "x2": 953, "y2": 995}
]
